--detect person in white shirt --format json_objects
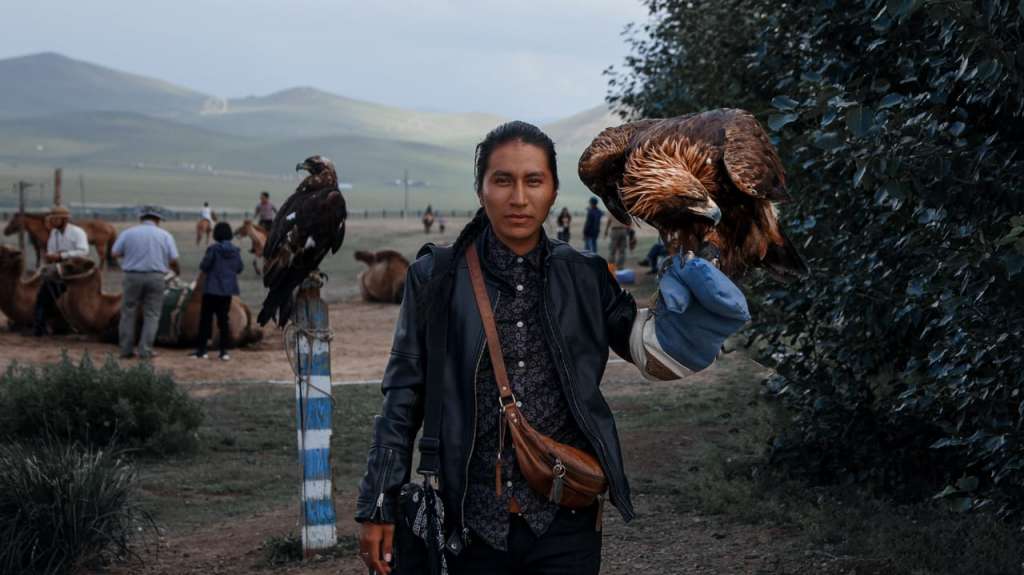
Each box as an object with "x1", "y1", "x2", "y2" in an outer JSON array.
[
  {"x1": 111, "y1": 206, "x2": 180, "y2": 359},
  {"x1": 200, "y1": 202, "x2": 214, "y2": 223},
  {"x1": 33, "y1": 205, "x2": 90, "y2": 336}
]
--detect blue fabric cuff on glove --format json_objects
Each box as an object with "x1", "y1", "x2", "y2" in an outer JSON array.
[{"x1": 654, "y1": 256, "x2": 751, "y2": 371}]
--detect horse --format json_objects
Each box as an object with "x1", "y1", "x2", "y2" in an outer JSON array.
[
  {"x1": 196, "y1": 218, "x2": 213, "y2": 245},
  {"x1": 422, "y1": 211, "x2": 435, "y2": 234},
  {"x1": 3, "y1": 213, "x2": 119, "y2": 269},
  {"x1": 234, "y1": 219, "x2": 267, "y2": 275}
]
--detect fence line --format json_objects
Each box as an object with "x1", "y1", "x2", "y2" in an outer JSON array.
[{"x1": 0, "y1": 207, "x2": 590, "y2": 222}]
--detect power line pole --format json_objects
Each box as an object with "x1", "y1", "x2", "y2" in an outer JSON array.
[
  {"x1": 16, "y1": 181, "x2": 33, "y2": 254},
  {"x1": 403, "y1": 169, "x2": 409, "y2": 217},
  {"x1": 54, "y1": 168, "x2": 63, "y2": 206}
]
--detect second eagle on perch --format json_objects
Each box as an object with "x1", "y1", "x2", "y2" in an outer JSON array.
[
  {"x1": 258, "y1": 156, "x2": 347, "y2": 327},
  {"x1": 578, "y1": 108, "x2": 807, "y2": 280}
]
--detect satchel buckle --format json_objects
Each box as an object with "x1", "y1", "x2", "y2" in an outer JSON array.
[
  {"x1": 421, "y1": 472, "x2": 440, "y2": 491},
  {"x1": 499, "y1": 393, "x2": 518, "y2": 410}
]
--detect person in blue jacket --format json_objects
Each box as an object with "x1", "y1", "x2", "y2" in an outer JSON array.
[{"x1": 193, "y1": 222, "x2": 243, "y2": 360}]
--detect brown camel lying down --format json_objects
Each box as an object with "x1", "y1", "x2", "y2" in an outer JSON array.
[
  {"x1": 3, "y1": 213, "x2": 119, "y2": 269},
  {"x1": 0, "y1": 245, "x2": 71, "y2": 331},
  {"x1": 354, "y1": 250, "x2": 409, "y2": 304},
  {"x1": 56, "y1": 257, "x2": 262, "y2": 347}
]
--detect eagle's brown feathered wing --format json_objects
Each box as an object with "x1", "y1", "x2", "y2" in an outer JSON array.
[{"x1": 578, "y1": 118, "x2": 661, "y2": 224}]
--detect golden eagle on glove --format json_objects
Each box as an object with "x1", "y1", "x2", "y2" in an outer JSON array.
[
  {"x1": 258, "y1": 156, "x2": 347, "y2": 326},
  {"x1": 578, "y1": 108, "x2": 807, "y2": 279}
]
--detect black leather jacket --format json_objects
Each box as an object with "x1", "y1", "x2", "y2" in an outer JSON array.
[{"x1": 355, "y1": 231, "x2": 638, "y2": 542}]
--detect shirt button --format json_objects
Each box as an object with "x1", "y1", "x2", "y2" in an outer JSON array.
[
  {"x1": 516, "y1": 321, "x2": 524, "y2": 328},
  {"x1": 516, "y1": 284, "x2": 524, "y2": 292},
  {"x1": 506, "y1": 481, "x2": 513, "y2": 488},
  {"x1": 517, "y1": 360, "x2": 525, "y2": 368},
  {"x1": 516, "y1": 257, "x2": 524, "y2": 264}
]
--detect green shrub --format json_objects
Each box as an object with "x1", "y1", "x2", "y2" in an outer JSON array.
[
  {"x1": 609, "y1": 0, "x2": 1024, "y2": 514},
  {"x1": 0, "y1": 441, "x2": 149, "y2": 574},
  {"x1": 0, "y1": 353, "x2": 203, "y2": 453}
]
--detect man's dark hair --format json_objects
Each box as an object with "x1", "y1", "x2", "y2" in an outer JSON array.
[
  {"x1": 473, "y1": 120, "x2": 559, "y2": 195},
  {"x1": 260, "y1": 191, "x2": 270, "y2": 198},
  {"x1": 213, "y1": 222, "x2": 233, "y2": 242}
]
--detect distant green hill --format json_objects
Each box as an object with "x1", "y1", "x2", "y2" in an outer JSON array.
[
  {"x1": 0, "y1": 53, "x2": 210, "y2": 120},
  {"x1": 196, "y1": 87, "x2": 507, "y2": 146},
  {"x1": 542, "y1": 104, "x2": 628, "y2": 153},
  {"x1": 0, "y1": 52, "x2": 632, "y2": 209},
  {"x1": 0, "y1": 111, "x2": 471, "y2": 191}
]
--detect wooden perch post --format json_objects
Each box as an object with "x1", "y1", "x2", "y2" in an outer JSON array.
[{"x1": 292, "y1": 275, "x2": 337, "y2": 555}]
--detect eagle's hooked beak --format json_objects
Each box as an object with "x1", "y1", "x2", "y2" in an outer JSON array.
[
  {"x1": 686, "y1": 198, "x2": 722, "y2": 226},
  {"x1": 296, "y1": 162, "x2": 309, "y2": 173}
]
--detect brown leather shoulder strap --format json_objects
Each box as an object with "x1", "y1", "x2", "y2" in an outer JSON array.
[{"x1": 465, "y1": 244, "x2": 514, "y2": 403}]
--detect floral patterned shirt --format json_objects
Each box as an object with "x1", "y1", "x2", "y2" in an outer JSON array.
[{"x1": 463, "y1": 228, "x2": 592, "y2": 551}]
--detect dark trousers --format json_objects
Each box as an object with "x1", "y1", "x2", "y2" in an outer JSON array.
[
  {"x1": 450, "y1": 505, "x2": 602, "y2": 575},
  {"x1": 196, "y1": 293, "x2": 231, "y2": 355},
  {"x1": 33, "y1": 275, "x2": 65, "y2": 335},
  {"x1": 646, "y1": 241, "x2": 667, "y2": 274}
]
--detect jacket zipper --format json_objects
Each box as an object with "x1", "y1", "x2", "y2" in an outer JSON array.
[
  {"x1": 540, "y1": 276, "x2": 627, "y2": 512},
  {"x1": 460, "y1": 291, "x2": 495, "y2": 539},
  {"x1": 370, "y1": 448, "x2": 395, "y2": 522}
]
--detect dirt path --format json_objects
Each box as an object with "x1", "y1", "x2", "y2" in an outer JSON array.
[
  {"x1": 94, "y1": 351, "x2": 831, "y2": 575},
  {"x1": 0, "y1": 299, "x2": 399, "y2": 383}
]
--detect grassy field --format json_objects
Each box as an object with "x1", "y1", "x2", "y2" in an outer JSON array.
[
  {"x1": 0, "y1": 147, "x2": 602, "y2": 212},
  {"x1": 126, "y1": 352, "x2": 1024, "y2": 575}
]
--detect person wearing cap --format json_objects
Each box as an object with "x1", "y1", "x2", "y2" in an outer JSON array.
[
  {"x1": 110, "y1": 206, "x2": 180, "y2": 359},
  {"x1": 32, "y1": 205, "x2": 90, "y2": 336},
  {"x1": 582, "y1": 197, "x2": 604, "y2": 253}
]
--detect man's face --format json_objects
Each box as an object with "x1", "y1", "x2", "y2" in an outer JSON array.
[
  {"x1": 479, "y1": 140, "x2": 557, "y2": 248},
  {"x1": 50, "y1": 217, "x2": 68, "y2": 230}
]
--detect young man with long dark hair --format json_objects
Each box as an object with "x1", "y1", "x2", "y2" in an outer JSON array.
[{"x1": 356, "y1": 121, "x2": 750, "y2": 574}]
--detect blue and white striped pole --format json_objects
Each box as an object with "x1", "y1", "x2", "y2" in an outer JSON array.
[{"x1": 294, "y1": 281, "x2": 337, "y2": 555}]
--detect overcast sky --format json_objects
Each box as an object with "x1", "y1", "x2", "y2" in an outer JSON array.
[{"x1": 1, "y1": 0, "x2": 649, "y2": 120}]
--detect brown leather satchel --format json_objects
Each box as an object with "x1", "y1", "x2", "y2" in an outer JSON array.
[{"x1": 466, "y1": 244, "x2": 608, "y2": 509}]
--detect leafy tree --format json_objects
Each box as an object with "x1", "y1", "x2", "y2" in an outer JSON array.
[{"x1": 609, "y1": 0, "x2": 1024, "y2": 515}]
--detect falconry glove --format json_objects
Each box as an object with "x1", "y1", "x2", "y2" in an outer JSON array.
[{"x1": 629, "y1": 255, "x2": 750, "y2": 380}]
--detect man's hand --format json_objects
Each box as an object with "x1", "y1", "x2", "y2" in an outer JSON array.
[
  {"x1": 45, "y1": 253, "x2": 61, "y2": 263},
  {"x1": 169, "y1": 259, "x2": 181, "y2": 276},
  {"x1": 359, "y1": 522, "x2": 394, "y2": 575}
]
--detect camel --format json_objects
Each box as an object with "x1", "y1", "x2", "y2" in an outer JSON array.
[
  {"x1": 234, "y1": 219, "x2": 267, "y2": 275},
  {"x1": 3, "y1": 213, "x2": 119, "y2": 269},
  {"x1": 354, "y1": 250, "x2": 409, "y2": 304},
  {"x1": 54, "y1": 257, "x2": 122, "y2": 341},
  {"x1": 0, "y1": 246, "x2": 45, "y2": 328},
  {"x1": 55, "y1": 258, "x2": 263, "y2": 347},
  {"x1": 177, "y1": 273, "x2": 263, "y2": 348},
  {"x1": 422, "y1": 211, "x2": 435, "y2": 234}
]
